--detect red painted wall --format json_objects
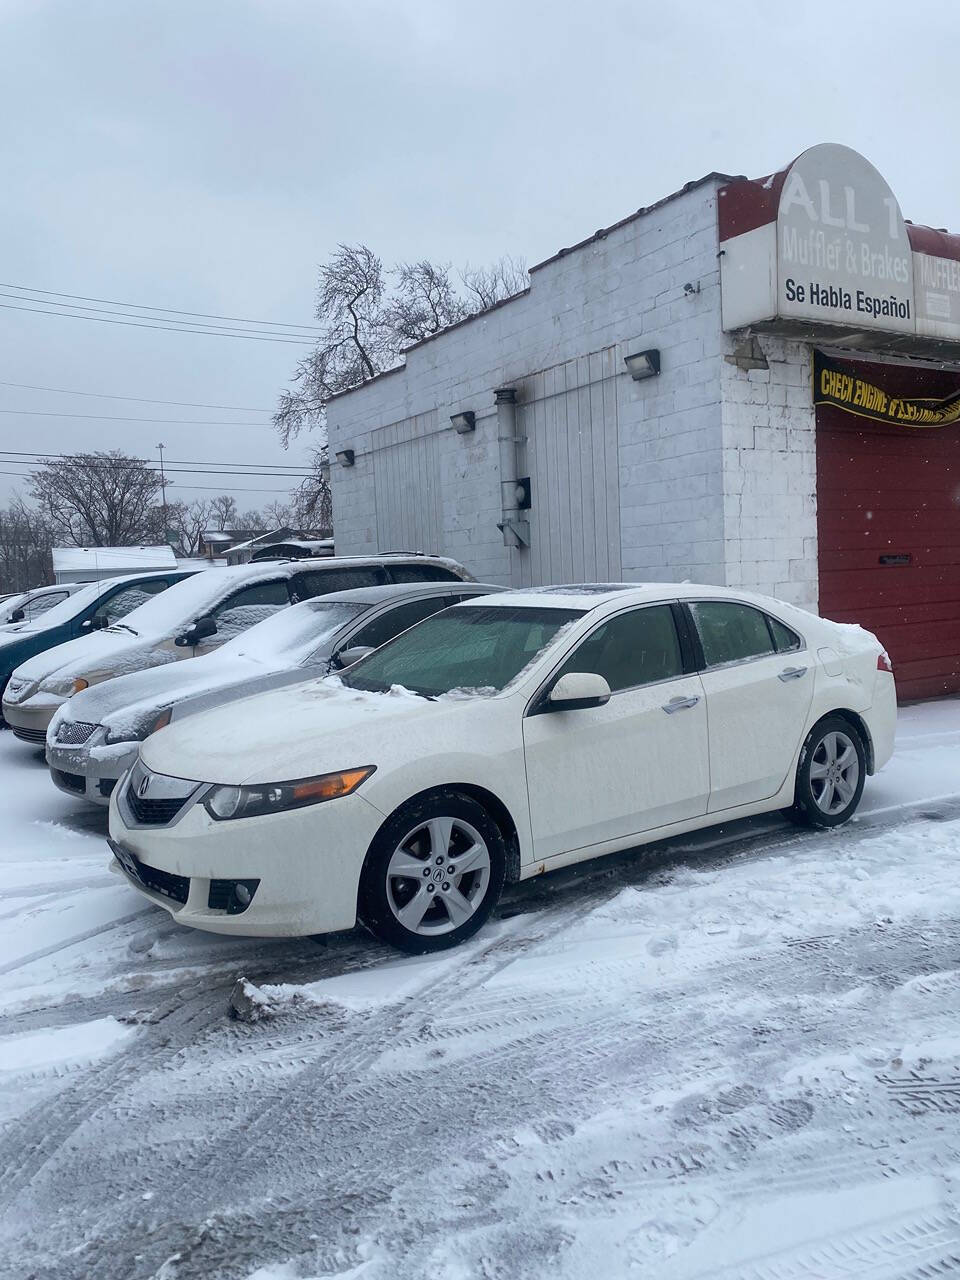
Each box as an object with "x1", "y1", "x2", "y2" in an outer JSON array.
[{"x1": 816, "y1": 357, "x2": 960, "y2": 701}]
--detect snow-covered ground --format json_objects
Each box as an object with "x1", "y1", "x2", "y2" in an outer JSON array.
[{"x1": 1, "y1": 701, "x2": 959, "y2": 1279}]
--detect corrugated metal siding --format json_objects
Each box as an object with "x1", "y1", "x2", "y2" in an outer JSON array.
[
  {"x1": 372, "y1": 412, "x2": 443, "y2": 554},
  {"x1": 516, "y1": 347, "x2": 622, "y2": 587}
]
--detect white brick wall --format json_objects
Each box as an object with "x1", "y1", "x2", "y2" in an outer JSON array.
[
  {"x1": 328, "y1": 181, "x2": 730, "y2": 588},
  {"x1": 327, "y1": 186, "x2": 820, "y2": 606},
  {"x1": 720, "y1": 336, "x2": 818, "y2": 609}
]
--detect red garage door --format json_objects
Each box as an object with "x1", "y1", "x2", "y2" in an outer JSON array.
[{"x1": 816, "y1": 355, "x2": 960, "y2": 702}]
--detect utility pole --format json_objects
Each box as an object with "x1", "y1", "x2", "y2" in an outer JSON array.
[{"x1": 157, "y1": 442, "x2": 168, "y2": 540}]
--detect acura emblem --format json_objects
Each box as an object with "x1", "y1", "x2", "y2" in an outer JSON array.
[{"x1": 137, "y1": 775, "x2": 150, "y2": 798}]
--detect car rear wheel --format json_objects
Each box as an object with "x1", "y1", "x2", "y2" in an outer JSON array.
[
  {"x1": 788, "y1": 715, "x2": 865, "y2": 828},
  {"x1": 360, "y1": 791, "x2": 506, "y2": 953}
]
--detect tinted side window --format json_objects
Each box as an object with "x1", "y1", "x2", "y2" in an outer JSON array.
[
  {"x1": 387, "y1": 563, "x2": 461, "y2": 584},
  {"x1": 349, "y1": 598, "x2": 450, "y2": 652},
  {"x1": 768, "y1": 616, "x2": 802, "y2": 653},
  {"x1": 555, "y1": 605, "x2": 682, "y2": 693},
  {"x1": 101, "y1": 579, "x2": 168, "y2": 622},
  {"x1": 691, "y1": 602, "x2": 775, "y2": 667},
  {"x1": 212, "y1": 579, "x2": 291, "y2": 639},
  {"x1": 25, "y1": 592, "x2": 68, "y2": 618},
  {"x1": 293, "y1": 568, "x2": 386, "y2": 599}
]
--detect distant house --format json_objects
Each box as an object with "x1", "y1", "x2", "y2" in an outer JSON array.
[
  {"x1": 248, "y1": 537, "x2": 334, "y2": 563},
  {"x1": 52, "y1": 545, "x2": 179, "y2": 585},
  {"x1": 222, "y1": 527, "x2": 295, "y2": 566}
]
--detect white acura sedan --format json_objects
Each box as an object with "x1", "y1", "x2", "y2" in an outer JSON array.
[{"x1": 108, "y1": 584, "x2": 897, "y2": 952}]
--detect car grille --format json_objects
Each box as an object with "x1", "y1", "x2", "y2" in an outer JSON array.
[
  {"x1": 12, "y1": 725, "x2": 46, "y2": 745},
  {"x1": 125, "y1": 761, "x2": 198, "y2": 826},
  {"x1": 127, "y1": 792, "x2": 188, "y2": 825},
  {"x1": 56, "y1": 719, "x2": 99, "y2": 745},
  {"x1": 124, "y1": 855, "x2": 189, "y2": 904},
  {"x1": 52, "y1": 768, "x2": 85, "y2": 794}
]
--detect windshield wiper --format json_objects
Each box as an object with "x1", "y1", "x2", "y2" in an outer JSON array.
[{"x1": 107, "y1": 623, "x2": 138, "y2": 635}]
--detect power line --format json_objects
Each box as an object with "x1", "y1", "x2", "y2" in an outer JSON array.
[
  {"x1": 0, "y1": 471, "x2": 296, "y2": 493},
  {"x1": 0, "y1": 380, "x2": 274, "y2": 412},
  {"x1": 0, "y1": 458, "x2": 310, "y2": 479},
  {"x1": 0, "y1": 290, "x2": 321, "y2": 340},
  {"x1": 0, "y1": 408, "x2": 278, "y2": 426},
  {"x1": 0, "y1": 301, "x2": 316, "y2": 344},
  {"x1": 0, "y1": 449, "x2": 311, "y2": 471},
  {"x1": 0, "y1": 281, "x2": 323, "y2": 331}
]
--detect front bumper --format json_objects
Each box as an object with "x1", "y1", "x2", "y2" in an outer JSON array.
[
  {"x1": 3, "y1": 692, "x2": 66, "y2": 744},
  {"x1": 47, "y1": 732, "x2": 136, "y2": 806},
  {"x1": 107, "y1": 768, "x2": 386, "y2": 937}
]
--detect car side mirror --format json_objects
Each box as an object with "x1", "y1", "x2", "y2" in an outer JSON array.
[
  {"x1": 9, "y1": 608, "x2": 24, "y2": 623},
  {"x1": 175, "y1": 614, "x2": 217, "y2": 647},
  {"x1": 546, "y1": 671, "x2": 611, "y2": 711},
  {"x1": 88, "y1": 612, "x2": 108, "y2": 631},
  {"x1": 335, "y1": 645, "x2": 375, "y2": 668}
]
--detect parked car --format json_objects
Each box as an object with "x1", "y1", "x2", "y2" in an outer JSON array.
[
  {"x1": 1, "y1": 583, "x2": 89, "y2": 627},
  {"x1": 2, "y1": 554, "x2": 473, "y2": 745},
  {"x1": 107, "y1": 583, "x2": 896, "y2": 952},
  {"x1": 0, "y1": 570, "x2": 196, "y2": 728},
  {"x1": 47, "y1": 580, "x2": 501, "y2": 805}
]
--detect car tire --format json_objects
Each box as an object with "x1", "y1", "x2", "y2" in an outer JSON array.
[
  {"x1": 359, "y1": 790, "x2": 506, "y2": 954},
  {"x1": 787, "y1": 715, "x2": 866, "y2": 828}
]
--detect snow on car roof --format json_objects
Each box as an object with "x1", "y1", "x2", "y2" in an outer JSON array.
[
  {"x1": 51, "y1": 545, "x2": 178, "y2": 572},
  {"x1": 304, "y1": 581, "x2": 500, "y2": 606},
  {"x1": 469, "y1": 582, "x2": 819, "y2": 613},
  {"x1": 109, "y1": 562, "x2": 298, "y2": 634}
]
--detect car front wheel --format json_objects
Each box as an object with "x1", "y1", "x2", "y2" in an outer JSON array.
[
  {"x1": 360, "y1": 791, "x2": 506, "y2": 953},
  {"x1": 789, "y1": 715, "x2": 866, "y2": 828}
]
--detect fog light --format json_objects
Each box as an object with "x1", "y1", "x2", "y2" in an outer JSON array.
[{"x1": 208, "y1": 877, "x2": 261, "y2": 914}]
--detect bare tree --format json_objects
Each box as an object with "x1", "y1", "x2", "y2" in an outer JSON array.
[
  {"x1": 165, "y1": 498, "x2": 212, "y2": 557},
  {"x1": 262, "y1": 498, "x2": 294, "y2": 529},
  {"x1": 207, "y1": 494, "x2": 239, "y2": 531},
  {"x1": 30, "y1": 451, "x2": 164, "y2": 547},
  {"x1": 274, "y1": 245, "x2": 528, "y2": 445},
  {"x1": 291, "y1": 446, "x2": 332, "y2": 535},
  {"x1": 387, "y1": 260, "x2": 466, "y2": 344},
  {"x1": 0, "y1": 498, "x2": 55, "y2": 591},
  {"x1": 461, "y1": 256, "x2": 529, "y2": 311}
]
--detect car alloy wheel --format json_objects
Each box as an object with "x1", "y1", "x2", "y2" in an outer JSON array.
[
  {"x1": 809, "y1": 730, "x2": 860, "y2": 816},
  {"x1": 386, "y1": 816, "x2": 491, "y2": 937},
  {"x1": 788, "y1": 715, "x2": 866, "y2": 829},
  {"x1": 359, "y1": 791, "x2": 506, "y2": 953}
]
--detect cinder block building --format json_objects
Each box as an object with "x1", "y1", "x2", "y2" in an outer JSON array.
[{"x1": 327, "y1": 144, "x2": 960, "y2": 700}]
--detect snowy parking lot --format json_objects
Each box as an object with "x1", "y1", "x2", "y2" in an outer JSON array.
[{"x1": 2, "y1": 702, "x2": 960, "y2": 1279}]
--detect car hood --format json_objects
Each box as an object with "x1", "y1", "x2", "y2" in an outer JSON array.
[
  {"x1": 140, "y1": 677, "x2": 499, "y2": 786},
  {"x1": 61, "y1": 649, "x2": 268, "y2": 731},
  {"x1": 10, "y1": 627, "x2": 175, "y2": 687}
]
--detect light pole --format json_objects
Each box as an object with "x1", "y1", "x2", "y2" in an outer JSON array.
[{"x1": 157, "y1": 442, "x2": 168, "y2": 539}]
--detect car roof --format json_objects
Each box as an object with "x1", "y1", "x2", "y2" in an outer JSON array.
[
  {"x1": 465, "y1": 582, "x2": 814, "y2": 615},
  {"x1": 305, "y1": 581, "x2": 502, "y2": 607}
]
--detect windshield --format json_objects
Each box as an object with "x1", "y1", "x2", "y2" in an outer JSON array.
[
  {"x1": 218, "y1": 599, "x2": 365, "y2": 665},
  {"x1": 17, "y1": 581, "x2": 104, "y2": 631},
  {"x1": 344, "y1": 605, "x2": 583, "y2": 697}
]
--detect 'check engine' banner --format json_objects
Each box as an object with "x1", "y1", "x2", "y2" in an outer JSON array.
[{"x1": 814, "y1": 351, "x2": 960, "y2": 428}]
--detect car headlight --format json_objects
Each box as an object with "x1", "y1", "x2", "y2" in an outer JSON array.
[
  {"x1": 203, "y1": 766, "x2": 375, "y2": 822},
  {"x1": 39, "y1": 675, "x2": 89, "y2": 697},
  {"x1": 3, "y1": 676, "x2": 34, "y2": 704},
  {"x1": 105, "y1": 707, "x2": 172, "y2": 745}
]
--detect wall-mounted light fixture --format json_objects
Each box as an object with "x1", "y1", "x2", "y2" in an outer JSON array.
[
  {"x1": 515, "y1": 477, "x2": 532, "y2": 510},
  {"x1": 335, "y1": 448, "x2": 355, "y2": 467},
  {"x1": 623, "y1": 349, "x2": 661, "y2": 381},
  {"x1": 450, "y1": 410, "x2": 476, "y2": 434}
]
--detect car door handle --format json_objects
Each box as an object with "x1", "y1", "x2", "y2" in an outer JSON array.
[
  {"x1": 662, "y1": 695, "x2": 700, "y2": 713},
  {"x1": 778, "y1": 666, "x2": 808, "y2": 681}
]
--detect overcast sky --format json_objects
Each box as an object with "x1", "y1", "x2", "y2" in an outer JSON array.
[{"x1": 2, "y1": 0, "x2": 958, "y2": 513}]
